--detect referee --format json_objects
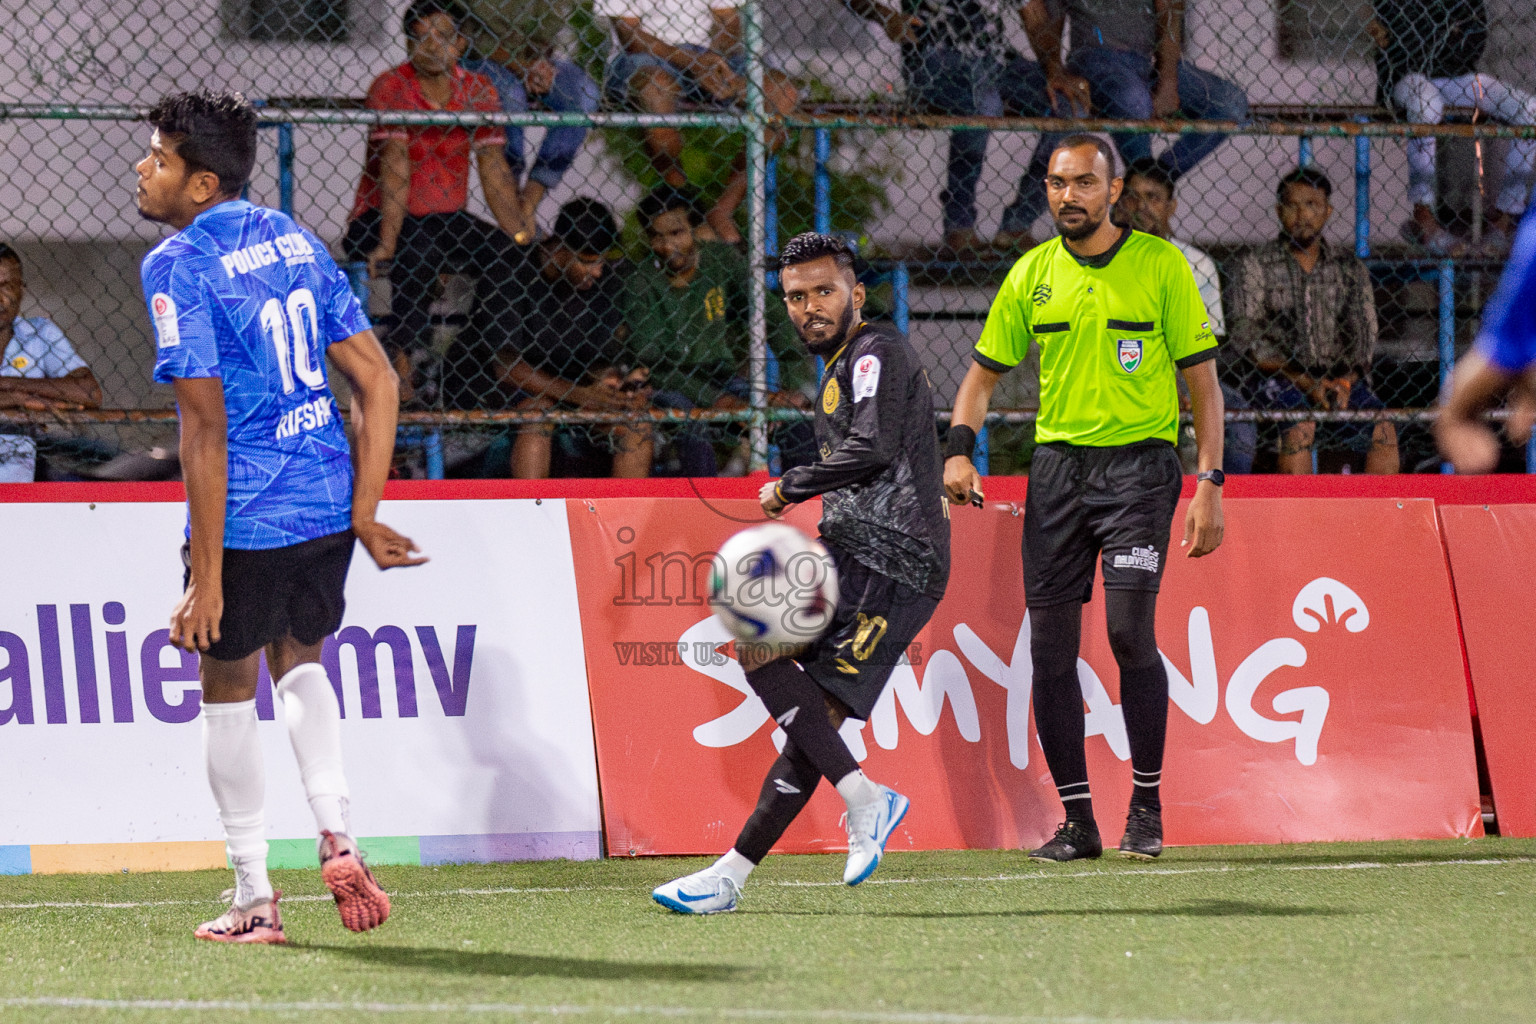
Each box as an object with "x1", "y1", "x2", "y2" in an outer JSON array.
[{"x1": 946, "y1": 135, "x2": 1225, "y2": 861}]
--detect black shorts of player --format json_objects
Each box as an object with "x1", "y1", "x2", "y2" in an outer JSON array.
[
  {"x1": 1023, "y1": 439, "x2": 1183, "y2": 607},
  {"x1": 797, "y1": 543, "x2": 940, "y2": 721},
  {"x1": 181, "y1": 529, "x2": 355, "y2": 662}
]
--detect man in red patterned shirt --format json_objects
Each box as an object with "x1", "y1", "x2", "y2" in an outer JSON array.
[{"x1": 345, "y1": 0, "x2": 533, "y2": 399}]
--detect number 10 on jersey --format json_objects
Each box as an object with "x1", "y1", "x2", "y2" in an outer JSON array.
[{"x1": 260, "y1": 287, "x2": 325, "y2": 394}]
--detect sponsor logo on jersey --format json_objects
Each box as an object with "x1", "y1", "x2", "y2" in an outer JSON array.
[
  {"x1": 219, "y1": 232, "x2": 317, "y2": 279},
  {"x1": 151, "y1": 292, "x2": 180, "y2": 348},
  {"x1": 1117, "y1": 338, "x2": 1142, "y2": 373},
  {"x1": 1031, "y1": 284, "x2": 1052, "y2": 306},
  {"x1": 1113, "y1": 545, "x2": 1160, "y2": 572},
  {"x1": 821, "y1": 376, "x2": 840, "y2": 413},
  {"x1": 852, "y1": 354, "x2": 881, "y2": 403}
]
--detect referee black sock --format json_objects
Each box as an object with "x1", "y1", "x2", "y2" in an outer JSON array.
[
  {"x1": 743, "y1": 660, "x2": 860, "y2": 789},
  {"x1": 733, "y1": 738, "x2": 820, "y2": 864},
  {"x1": 1029, "y1": 602, "x2": 1096, "y2": 828},
  {"x1": 1106, "y1": 590, "x2": 1168, "y2": 813}
]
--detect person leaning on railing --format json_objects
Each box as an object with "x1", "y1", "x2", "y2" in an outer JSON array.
[
  {"x1": 1369, "y1": 0, "x2": 1536, "y2": 256},
  {"x1": 1043, "y1": 0, "x2": 1248, "y2": 182},
  {"x1": 458, "y1": 0, "x2": 599, "y2": 231},
  {"x1": 343, "y1": 0, "x2": 533, "y2": 405},
  {"x1": 595, "y1": 0, "x2": 800, "y2": 244},
  {"x1": 1226, "y1": 168, "x2": 1399, "y2": 475},
  {"x1": 440, "y1": 199, "x2": 654, "y2": 480},
  {"x1": 843, "y1": 0, "x2": 1072, "y2": 255},
  {"x1": 0, "y1": 242, "x2": 105, "y2": 482}
]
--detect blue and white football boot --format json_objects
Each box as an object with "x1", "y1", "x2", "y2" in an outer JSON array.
[
  {"x1": 652, "y1": 867, "x2": 741, "y2": 915},
  {"x1": 843, "y1": 784, "x2": 910, "y2": 886}
]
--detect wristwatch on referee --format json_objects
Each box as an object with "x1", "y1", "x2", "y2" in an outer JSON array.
[{"x1": 1196, "y1": 469, "x2": 1225, "y2": 487}]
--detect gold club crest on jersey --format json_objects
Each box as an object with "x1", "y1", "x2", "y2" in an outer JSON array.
[{"x1": 822, "y1": 377, "x2": 841, "y2": 413}]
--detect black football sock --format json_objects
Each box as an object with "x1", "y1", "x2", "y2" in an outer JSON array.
[
  {"x1": 1030, "y1": 602, "x2": 1095, "y2": 828},
  {"x1": 732, "y1": 738, "x2": 821, "y2": 864},
  {"x1": 743, "y1": 660, "x2": 859, "y2": 787},
  {"x1": 1106, "y1": 589, "x2": 1168, "y2": 813}
]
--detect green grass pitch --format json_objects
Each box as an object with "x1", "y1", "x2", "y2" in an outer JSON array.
[{"x1": 0, "y1": 838, "x2": 1533, "y2": 1023}]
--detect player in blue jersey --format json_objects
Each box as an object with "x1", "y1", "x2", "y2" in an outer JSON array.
[
  {"x1": 1438, "y1": 209, "x2": 1536, "y2": 473},
  {"x1": 135, "y1": 90, "x2": 427, "y2": 944}
]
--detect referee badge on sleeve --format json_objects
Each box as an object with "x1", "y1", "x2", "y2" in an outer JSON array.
[{"x1": 1117, "y1": 338, "x2": 1142, "y2": 373}]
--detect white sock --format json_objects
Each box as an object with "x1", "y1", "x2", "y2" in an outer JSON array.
[
  {"x1": 203, "y1": 699, "x2": 273, "y2": 906},
  {"x1": 834, "y1": 769, "x2": 881, "y2": 811},
  {"x1": 275, "y1": 663, "x2": 351, "y2": 836},
  {"x1": 712, "y1": 849, "x2": 756, "y2": 888}
]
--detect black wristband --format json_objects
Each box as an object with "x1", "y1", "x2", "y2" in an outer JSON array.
[{"x1": 945, "y1": 424, "x2": 977, "y2": 460}]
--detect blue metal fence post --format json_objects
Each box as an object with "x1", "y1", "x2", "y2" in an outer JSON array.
[
  {"x1": 277, "y1": 122, "x2": 295, "y2": 217},
  {"x1": 1439, "y1": 259, "x2": 1456, "y2": 474},
  {"x1": 1354, "y1": 126, "x2": 1370, "y2": 258},
  {"x1": 814, "y1": 128, "x2": 831, "y2": 234},
  {"x1": 892, "y1": 262, "x2": 909, "y2": 334},
  {"x1": 1528, "y1": 431, "x2": 1536, "y2": 475},
  {"x1": 1298, "y1": 135, "x2": 1313, "y2": 168}
]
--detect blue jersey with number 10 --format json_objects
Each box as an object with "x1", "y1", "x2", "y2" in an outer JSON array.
[{"x1": 142, "y1": 200, "x2": 372, "y2": 550}]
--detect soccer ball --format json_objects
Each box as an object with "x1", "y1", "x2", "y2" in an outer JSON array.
[{"x1": 709, "y1": 523, "x2": 839, "y2": 657}]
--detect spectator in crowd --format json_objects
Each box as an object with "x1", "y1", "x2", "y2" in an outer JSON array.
[
  {"x1": 460, "y1": 0, "x2": 600, "y2": 230},
  {"x1": 0, "y1": 243, "x2": 103, "y2": 482},
  {"x1": 345, "y1": 0, "x2": 532, "y2": 399},
  {"x1": 1042, "y1": 0, "x2": 1248, "y2": 182},
  {"x1": 596, "y1": 0, "x2": 799, "y2": 244},
  {"x1": 1370, "y1": 0, "x2": 1536, "y2": 254},
  {"x1": 625, "y1": 184, "x2": 814, "y2": 474},
  {"x1": 1228, "y1": 169, "x2": 1399, "y2": 475},
  {"x1": 1115, "y1": 157, "x2": 1254, "y2": 472},
  {"x1": 442, "y1": 198, "x2": 653, "y2": 479},
  {"x1": 846, "y1": 0, "x2": 1077, "y2": 254}
]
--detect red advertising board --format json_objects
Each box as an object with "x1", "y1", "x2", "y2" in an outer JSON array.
[
  {"x1": 1439, "y1": 504, "x2": 1536, "y2": 837},
  {"x1": 568, "y1": 496, "x2": 1481, "y2": 857}
]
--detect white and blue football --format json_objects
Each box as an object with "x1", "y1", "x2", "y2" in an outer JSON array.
[{"x1": 709, "y1": 523, "x2": 839, "y2": 655}]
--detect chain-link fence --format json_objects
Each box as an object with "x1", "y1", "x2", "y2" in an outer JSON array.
[{"x1": 2, "y1": 0, "x2": 1535, "y2": 480}]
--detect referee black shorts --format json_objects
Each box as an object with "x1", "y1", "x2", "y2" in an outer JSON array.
[
  {"x1": 181, "y1": 529, "x2": 355, "y2": 662},
  {"x1": 1023, "y1": 439, "x2": 1183, "y2": 607},
  {"x1": 798, "y1": 543, "x2": 939, "y2": 721}
]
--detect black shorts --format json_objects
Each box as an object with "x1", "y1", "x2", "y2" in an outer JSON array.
[
  {"x1": 182, "y1": 529, "x2": 355, "y2": 662},
  {"x1": 798, "y1": 543, "x2": 940, "y2": 720},
  {"x1": 1023, "y1": 440, "x2": 1182, "y2": 607}
]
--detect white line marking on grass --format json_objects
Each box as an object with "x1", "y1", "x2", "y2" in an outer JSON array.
[
  {"x1": 0, "y1": 997, "x2": 1297, "y2": 1024},
  {"x1": 0, "y1": 858, "x2": 1528, "y2": 911}
]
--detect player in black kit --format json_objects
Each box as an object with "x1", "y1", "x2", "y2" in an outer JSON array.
[{"x1": 651, "y1": 233, "x2": 952, "y2": 915}]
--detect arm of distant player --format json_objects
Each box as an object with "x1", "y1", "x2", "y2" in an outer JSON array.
[
  {"x1": 943, "y1": 360, "x2": 1002, "y2": 505},
  {"x1": 169, "y1": 376, "x2": 228, "y2": 653},
  {"x1": 1437, "y1": 350, "x2": 1528, "y2": 474},
  {"x1": 1181, "y1": 358, "x2": 1225, "y2": 557},
  {"x1": 769, "y1": 341, "x2": 905, "y2": 512},
  {"x1": 329, "y1": 328, "x2": 429, "y2": 569}
]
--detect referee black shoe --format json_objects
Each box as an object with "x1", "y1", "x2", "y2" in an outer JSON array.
[
  {"x1": 1117, "y1": 805, "x2": 1163, "y2": 860},
  {"x1": 1028, "y1": 820, "x2": 1103, "y2": 862}
]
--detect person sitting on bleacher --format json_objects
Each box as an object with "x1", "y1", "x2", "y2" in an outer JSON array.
[
  {"x1": 1115, "y1": 158, "x2": 1254, "y2": 474},
  {"x1": 441, "y1": 198, "x2": 654, "y2": 479},
  {"x1": 1370, "y1": 0, "x2": 1536, "y2": 255},
  {"x1": 624, "y1": 184, "x2": 815, "y2": 476},
  {"x1": 1042, "y1": 0, "x2": 1248, "y2": 183},
  {"x1": 459, "y1": 0, "x2": 599, "y2": 232},
  {"x1": 595, "y1": 0, "x2": 799, "y2": 245},
  {"x1": 344, "y1": 0, "x2": 533, "y2": 403},
  {"x1": 0, "y1": 243, "x2": 104, "y2": 482},
  {"x1": 845, "y1": 0, "x2": 1074, "y2": 255},
  {"x1": 1227, "y1": 169, "x2": 1399, "y2": 476}
]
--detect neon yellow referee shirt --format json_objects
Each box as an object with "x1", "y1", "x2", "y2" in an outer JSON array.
[{"x1": 974, "y1": 228, "x2": 1218, "y2": 447}]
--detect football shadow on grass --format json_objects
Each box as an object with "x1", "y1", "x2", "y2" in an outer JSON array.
[
  {"x1": 755, "y1": 899, "x2": 1350, "y2": 920},
  {"x1": 285, "y1": 943, "x2": 746, "y2": 982}
]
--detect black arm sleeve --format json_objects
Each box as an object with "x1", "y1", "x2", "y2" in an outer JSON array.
[{"x1": 777, "y1": 337, "x2": 906, "y2": 503}]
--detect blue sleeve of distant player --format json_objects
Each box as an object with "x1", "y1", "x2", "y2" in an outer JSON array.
[
  {"x1": 143, "y1": 250, "x2": 221, "y2": 383},
  {"x1": 1475, "y1": 213, "x2": 1536, "y2": 373},
  {"x1": 311, "y1": 238, "x2": 372, "y2": 345}
]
